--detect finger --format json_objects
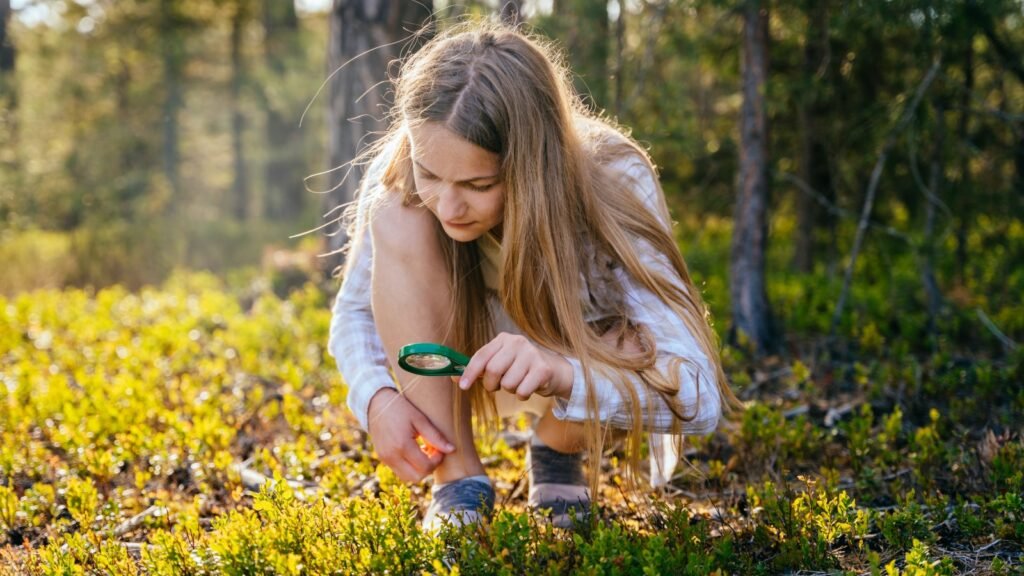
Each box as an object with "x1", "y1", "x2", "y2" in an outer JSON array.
[
  {"x1": 459, "y1": 337, "x2": 502, "y2": 390},
  {"x1": 420, "y1": 442, "x2": 444, "y2": 464},
  {"x1": 515, "y1": 366, "x2": 548, "y2": 400},
  {"x1": 412, "y1": 415, "x2": 456, "y2": 454},
  {"x1": 405, "y1": 432, "x2": 446, "y2": 476},
  {"x1": 499, "y1": 354, "x2": 531, "y2": 395},
  {"x1": 482, "y1": 344, "x2": 518, "y2": 393},
  {"x1": 388, "y1": 457, "x2": 422, "y2": 484},
  {"x1": 405, "y1": 446, "x2": 440, "y2": 478},
  {"x1": 415, "y1": 435, "x2": 444, "y2": 462}
]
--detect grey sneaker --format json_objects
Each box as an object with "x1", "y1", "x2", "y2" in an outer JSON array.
[
  {"x1": 422, "y1": 476, "x2": 495, "y2": 532},
  {"x1": 527, "y1": 441, "x2": 591, "y2": 528}
]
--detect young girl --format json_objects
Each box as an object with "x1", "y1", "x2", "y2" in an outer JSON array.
[{"x1": 328, "y1": 21, "x2": 740, "y2": 530}]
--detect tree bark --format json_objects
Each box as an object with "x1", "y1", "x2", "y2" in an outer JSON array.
[
  {"x1": 262, "y1": 0, "x2": 304, "y2": 220},
  {"x1": 612, "y1": 0, "x2": 625, "y2": 119},
  {"x1": 324, "y1": 0, "x2": 433, "y2": 273},
  {"x1": 230, "y1": 0, "x2": 249, "y2": 221},
  {"x1": 0, "y1": 0, "x2": 16, "y2": 224},
  {"x1": 955, "y1": 41, "x2": 973, "y2": 284},
  {"x1": 159, "y1": 0, "x2": 184, "y2": 217},
  {"x1": 549, "y1": 0, "x2": 609, "y2": 112},
  {"x1": 965, "y1": 0, "x2": 1024, "y2": 214},
  {"x1": 730, "y1": 0, "x2": 778, "y2": 355},
  {"x1": 0, "y1": 0, "x2": 13, "y2": 73},
  {"x1": 922, "y1": 96, "x2": 945, "y2": 335},
  {"x1": 792, "y1": 0, "x2": 833, "y2": 273}
]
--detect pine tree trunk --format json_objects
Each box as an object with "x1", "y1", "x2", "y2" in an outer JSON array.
[
  {"x1": 324, "y1": 0, "x2": 433, "y2": 274},
  {"x1": 793, "y1": 0, "x2": 832, "y2": 273},
  {"x1": 955, "y1": 41, "x2": 973, "y2": 284},
  {"x1": 262, "y1": 0, "x2": 304, "y2": 220},
  {"x1": 730, "y1": 0, "x2": 778, "y2": 355},
  {"x1": 922, "y1": 97, "x2": 945, "y2": 336},
  {"x1": 0, "y1": 0, "x2": 16, "y2": 224},
  {"x1": 159, "y1": 0, "x2": 184, "y2": 217},
  {"x1": 230, "y1": 1, "x2": 249, "y2": 221},
  {"x1": 612, "y1": 0, "x2": 625, "y2": 119},
  {"x1": 0, "y1": 0, "x2": 13, "y2": 73}
]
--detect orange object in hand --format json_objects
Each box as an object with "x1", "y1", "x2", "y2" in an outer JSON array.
[{"x1": 416, "y1": 435, "x2": 441, "y2": 458}]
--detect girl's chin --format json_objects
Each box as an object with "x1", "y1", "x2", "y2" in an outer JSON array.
[{"x1": 442, "y1": 225, "x2": 483, "y2": 242}]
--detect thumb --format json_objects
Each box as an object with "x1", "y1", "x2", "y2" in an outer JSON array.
[{"x1": 412, "y1": 415, "x2": 455, "y2": 454}]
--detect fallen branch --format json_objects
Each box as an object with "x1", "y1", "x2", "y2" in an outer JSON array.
[
  {"x1": 778, "y1": 171, "x2": 912, "y2": 243},
  {"x1": 976, "y1": 307, "x2": 1019, "y2": 352},
  {"x1": 111, "y1": 505, "x2": 165, "y2": 539}
]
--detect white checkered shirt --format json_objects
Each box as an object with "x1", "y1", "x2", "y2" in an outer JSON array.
[{"x1": 328, "y1": 154, "x2": 722, "y2": 439}]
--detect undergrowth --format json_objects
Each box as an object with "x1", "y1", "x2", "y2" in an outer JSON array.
[{"x1": 0, "y1": 215, "x2": 1022, "y2": 574}]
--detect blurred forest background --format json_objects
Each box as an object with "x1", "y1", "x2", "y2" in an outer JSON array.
[{"x1": 1, "y1": 0, "x2": 1023, "y2": 351}]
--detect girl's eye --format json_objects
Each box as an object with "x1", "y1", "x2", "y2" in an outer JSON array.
[
  {"x1": 418, "y1": 172, "x2": 437, "y2": 181},
  {"x1": 465, "y1": 182, "x2": 496, "y2": 192}
]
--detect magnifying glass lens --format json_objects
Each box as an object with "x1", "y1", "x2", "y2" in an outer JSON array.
[{"x1": 405, "y1": 353, "x2": 452, "y2": 370}]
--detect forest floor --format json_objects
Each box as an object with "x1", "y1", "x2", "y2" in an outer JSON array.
[{"x1": 0, "y1": 270, "x2": 1021, "y2": 574}]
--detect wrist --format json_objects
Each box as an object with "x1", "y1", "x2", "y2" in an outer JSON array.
[
  {"x1": 554, "y1": 356, "x2": 574, "y2": 400},
  {"x1": 367, "y1": 386, "x2": 399, "y2": 419}
]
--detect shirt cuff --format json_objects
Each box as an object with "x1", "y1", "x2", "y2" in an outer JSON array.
[
  {"x1": 551, "y1": 357, "x2": 593, "y2": 422},
  {"x1": 346, "y1": 379, "x2": 398, "y2": 432}
]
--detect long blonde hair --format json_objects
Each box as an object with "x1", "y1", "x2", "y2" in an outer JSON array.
[{"x1": 350, "y1": 21, "x2": 741, "y2": 492}]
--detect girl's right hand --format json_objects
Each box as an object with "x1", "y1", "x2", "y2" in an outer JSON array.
[{"x1": 366, "y1": 388, "x2": 455, "y2": 483}]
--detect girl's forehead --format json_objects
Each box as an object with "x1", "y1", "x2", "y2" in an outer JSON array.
[{"x1": 408, "y1": 123, "x2": 500, "y2": 178}]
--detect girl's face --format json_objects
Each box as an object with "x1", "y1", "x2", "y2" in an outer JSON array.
[{"x1": 408, "y1": 122, "x2": 505, "y2": 242}]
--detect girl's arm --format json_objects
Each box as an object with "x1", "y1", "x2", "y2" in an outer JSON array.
[
  {"x1": 328, "y1": 225, "x2": 398, "y2": 431},
  {"x1": 551, "y1": 245, "x2": 722, "y2": 434},
  {"x1": 551, "y1": 158, "x2": 723, "y2": 435}
]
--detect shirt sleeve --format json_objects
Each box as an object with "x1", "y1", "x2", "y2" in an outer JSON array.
[
  {"x1": 328, "y1": 226, "x2": 398, "y2": 432},
  {"x1": 327, "y1": 157, "x2": 398, "y2": 432},
  {"x1": 550, "y1": 156, "x2": 722, "y2": 435}
]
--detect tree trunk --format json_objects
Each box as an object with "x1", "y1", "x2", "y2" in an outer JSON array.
[
  {"x1": 612, "y1": 0, "x2": 625, "y2": 119},
  {"x1": 792, "y1": 0, "x2": 833, "y2": 273},
  {"x1": 262, "y1": 0, "x2": 304, "y2": 220},
  {"x1": 966, "y1": 0, "x2": 1024, "y2": 216},
  {"x1": 922, "y1": 97, "x2": 945, "y2": 336},
  {"x1": 573, "y1": 0, "x2": 609, "y2": 111},
  {"x1": 159, "y1": 0, "x2": 184, "y2": 217},
  {"x1": 955, "y1": 41, "x2": 973, "y2": 284},
  {"x1": 0, "y1": 0, "x2": 16, "y2": 225},
  {"x1": 230, "y1": 1, "x2": 249, "y2": 221},
  {"x1": 730, "y1": 0, "x2": 778, "y2": 355},
  {"x1": 548, "y1": 0, "x2": 609, "y2": 111},
  {"x1": 0, "y1": 0, "x2": 13, "y2": 73},
  {"x1": 324, "y1": 0, "x2": 433, "y2": 274}
]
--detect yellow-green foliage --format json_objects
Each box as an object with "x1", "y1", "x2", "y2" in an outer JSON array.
[{"x1": 1, "y1": 272, "x2": 1021, "y2": 574}]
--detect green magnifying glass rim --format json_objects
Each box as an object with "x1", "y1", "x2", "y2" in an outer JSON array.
[{"x1": 397, "y1": 342, "x2": 471, "y2": 376}]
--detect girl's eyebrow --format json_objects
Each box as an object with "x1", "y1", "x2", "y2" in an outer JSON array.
[{"x1": 413, "y1": 160, "x2": 500, "y2": 184}]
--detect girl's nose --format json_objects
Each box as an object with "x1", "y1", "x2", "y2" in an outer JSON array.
[{"x1": 435, "y1": 185, "x2": 466, "y2": 220}]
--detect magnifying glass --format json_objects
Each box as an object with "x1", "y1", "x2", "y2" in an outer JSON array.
[{"x1": 398, "y1": 343, "x2": 471, "y2": 377}]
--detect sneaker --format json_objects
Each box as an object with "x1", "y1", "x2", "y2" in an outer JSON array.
[
  {"x1": 422, "y1": 475, "x2": 495, "y2": 532},
  {"x1": 527, "y1": 439, "x2": 591, "y2": 528}
]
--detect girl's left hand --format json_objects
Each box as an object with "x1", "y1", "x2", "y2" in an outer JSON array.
[{"x1": 457, "y1": 333, "x2": 574, "y2": 401}]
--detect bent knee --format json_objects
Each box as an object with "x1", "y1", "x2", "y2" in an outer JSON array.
[{"x1": 370, "y1": 193, "x2": 441, "y2": 261}]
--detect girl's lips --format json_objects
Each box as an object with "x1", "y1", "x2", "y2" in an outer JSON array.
[{"x1": 444, "y1": 221, "x2": 474, "y2": 227}]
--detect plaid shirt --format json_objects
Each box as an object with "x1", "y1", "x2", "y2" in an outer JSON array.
[{"x1": 328, "y1": 154, "x2": 722, "y2": 440}]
